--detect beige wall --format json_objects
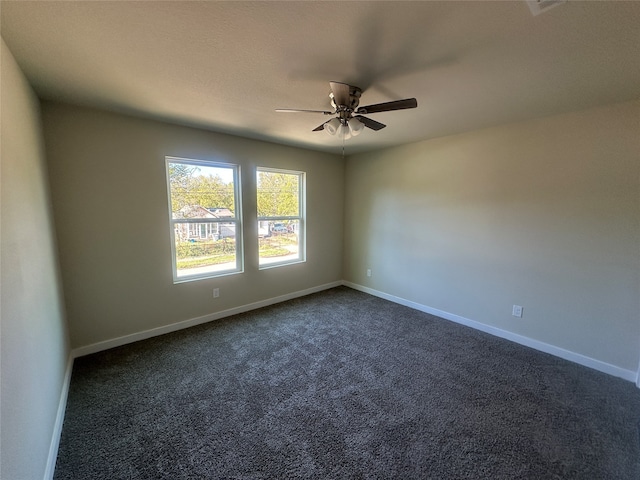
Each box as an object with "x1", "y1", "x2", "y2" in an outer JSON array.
[
  {"x1": 344, "y1": 100, "x2": 640, "y2": 373},
  {"x1": 41, "y1": 103, "x2": 344, "y2": 349},
  {"x1": 1, "y1": 40, "x2": 70, "y2": 480}
]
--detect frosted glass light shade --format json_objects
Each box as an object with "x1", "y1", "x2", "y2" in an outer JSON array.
[
  {"x1": 324, "y1": 118, "x2": 341, "y2": 136},
  {"x1": 348, "y1": 117, "x2": 365, "y2": 136},
  {"x1": 339, "y1": 123, "x2": 352, "y2": 140}
]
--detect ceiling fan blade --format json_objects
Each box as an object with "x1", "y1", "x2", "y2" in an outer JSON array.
[
  {"x1": 329, "y1": 81, "x2": 351, "y2": 106},
  {"x1": 312, "y1": 121, "x2": 328, "y2": 132},
  {"x1": 354, "y1": 115, "x2": 386, "y2": 131},
  {"x1": 356, "y1": 98, "x2": 417, "y2": 114},
  {"x1": 276, "y1": 108, "x2": 333, "y2": 115}
]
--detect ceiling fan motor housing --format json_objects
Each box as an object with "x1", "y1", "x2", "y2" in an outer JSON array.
[{"x1": 330, "y1": 84, "x2": 362, "y2": 120}]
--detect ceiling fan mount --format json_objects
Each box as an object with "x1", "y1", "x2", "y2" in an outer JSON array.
[
  {"x1": 330, "y1": 83, "x2": 362, "y2": 115},
  {"x1": 276, "y1": 81, "x2": 417, "y2": 139}
]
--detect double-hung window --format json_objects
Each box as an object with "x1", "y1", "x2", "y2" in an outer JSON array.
[
  {"x1": 257, "y1": 167, "x2": 305, "y2": 268},
  {"x1": 166, "y1": 157, "x2": 242, "y2": 281}
]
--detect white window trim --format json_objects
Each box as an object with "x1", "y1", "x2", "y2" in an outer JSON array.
[
  {"x1": 166, "y1": 156, "x2": 243, "y2": 283},
  {"x1": 257, "y1": 167, "x2": 306, "y2": 270}
]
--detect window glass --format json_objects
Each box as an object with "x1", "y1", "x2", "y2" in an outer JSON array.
[
  {"x1": 257, "y1": 168, "x2": 305, "y2": 268},
  {"x1": 166, "y1": 157, "x2": 242, "y2": 281}
]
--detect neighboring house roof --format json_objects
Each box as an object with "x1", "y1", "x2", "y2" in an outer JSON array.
[
  {"x1": 174, "y1": 205, "x2": 215, "y2": 220},
  {"x1": 207, "y1": 208, "x2": 234, "y2": 218},
  {"x1": 174, "y1": 205, "x2": 234, "y2": 220}
]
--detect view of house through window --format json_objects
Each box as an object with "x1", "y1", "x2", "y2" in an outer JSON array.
[
  {"x1": 257, "y1": 168, "x2": 305, "y2": 267},
  {"x1": 166, "y1": 157, "x2": 242, "y2": 281}
]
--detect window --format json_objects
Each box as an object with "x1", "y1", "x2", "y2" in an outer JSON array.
[
  {"x1": 257, "y1": 168, "x2": 305, "y2": 268},
  {"x1": 166, "y1": 157, "x2": 242, "y2": 281}
]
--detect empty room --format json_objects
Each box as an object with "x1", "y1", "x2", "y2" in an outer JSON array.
[{"x1": 1, "y1": 1, "x2": 639, "y2": 479}]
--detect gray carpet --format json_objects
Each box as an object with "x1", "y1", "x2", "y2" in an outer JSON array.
[{"x1": 54, "y1": 286, "x2": 640, "y2": 479}]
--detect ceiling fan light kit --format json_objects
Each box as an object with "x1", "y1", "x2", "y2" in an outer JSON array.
[
  {"x1": 276, "y1": 81, "x2": 417, "y2": 141},
  {"x1": 323, "y1": 117, "x2": 364, "y2": 139}
]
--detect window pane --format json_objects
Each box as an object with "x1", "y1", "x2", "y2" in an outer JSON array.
[
  {"x1": 256, "y1": 168, "x2": 304, "y2": 269},
  {"x1": 173, "y1": 229, "x2": 238, "y2": 278},
  {"x1": 166, "y1": 157, "x2": 242, "y2": 281},
  {"x1": 257, "y1": 171, "x2": 299, "y2": 217},
  {"x1": 259, "y1": 220, "x2": 300, "y2": 266},
  {"x1": 168, "y1": 162, "x2": 236, "y2": 219}
]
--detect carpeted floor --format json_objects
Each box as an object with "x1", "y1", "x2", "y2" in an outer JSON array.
[{"x1": 54, "y1": 286, "x2": 640, "y2": 479}]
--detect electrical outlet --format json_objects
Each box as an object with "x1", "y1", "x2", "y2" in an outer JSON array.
[
  {"x1": 512, "y1": 305, "x2": 523, "y2": 318},
  {"x1": 366, "y1": 268, "x2": 372, "y2": 277},
  {"x1": 213, "y1": 288, "x2": 220, "y2": 298}
]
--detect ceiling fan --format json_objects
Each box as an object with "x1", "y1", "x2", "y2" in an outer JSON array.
[{"x1": 276, "y1": 81, "x2": 417, "y2": 139}]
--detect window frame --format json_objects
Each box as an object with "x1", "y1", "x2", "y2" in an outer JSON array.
[
  {"x1": 165, "y1": 156, "x2": 243, "y2": 283},
  {"x1": 257, "y1": 167, "x2": 306, "y2": 269}
]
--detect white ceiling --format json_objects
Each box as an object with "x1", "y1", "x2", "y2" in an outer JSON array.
[{"x1": 2, "y1": 1, "x2": 639, "y2": 155}]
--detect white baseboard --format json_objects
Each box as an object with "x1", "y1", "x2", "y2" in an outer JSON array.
[
  {"x1": 72, "y1": 279, "x2": 638, "y2": 383},
  {"x1": 344, "y1": 281, "x2": 638, "y2": 384},
  {"x1": 44, "y1": 354, "x2": 74, "y2": 480},
  {"x1": 72, "y1": 281, "x2": 343, "y2": 358}
]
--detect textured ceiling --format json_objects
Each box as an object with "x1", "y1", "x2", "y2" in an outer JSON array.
[{"x1": 2, "y1": 1, "x2": 639, "y2": 154}]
